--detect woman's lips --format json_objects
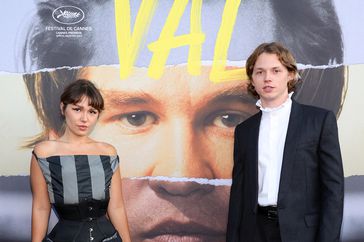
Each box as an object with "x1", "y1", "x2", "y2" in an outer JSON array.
[
  {"x1": 140, "y1": 220, "x2": 224, "y2": 242},
  {"x1": 78, "y1": 125, "x2": 88, "y2": 131}
]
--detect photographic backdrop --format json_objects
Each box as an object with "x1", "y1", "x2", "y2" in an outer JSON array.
[{"x1": 1, "y1": 0, "x2": 364, "y2": 241}]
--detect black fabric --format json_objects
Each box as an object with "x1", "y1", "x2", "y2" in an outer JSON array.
[
  {"x1": 54, "y1": 199, "x2": 109, "y2": 221},
  {"x1": 75, "y1": 155, "x2": 93, "y2": 201},
  {"x1": 254, "y1": 212, "x2": 282, "y2": 242},
  {"x1": 44, "y1": 200, "x2": 121, "y2": 242},
  {"x1": 257, "y1": 205, "x2": 278, "y2": 220},
  {"x1": 48, "y1": 156, "x2": 64, "y2": 204}
]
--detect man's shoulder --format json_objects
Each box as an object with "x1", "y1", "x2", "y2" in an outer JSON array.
[
  {"x1": 235, "y1": 111, "x2": 261, "y2": 130},
  {"x1": 294, "y1": 101, "x2": 333, "y2": 116}
]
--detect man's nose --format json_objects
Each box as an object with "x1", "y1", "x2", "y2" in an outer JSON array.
[
  {"x1": 149, "y1": 179, "x2": 214, "y2": 197},
  {"x1": 264, "y1": 71, "x2": 272, "y2": 82},
  {"x1": 151, "y1": 119, "x2": 215, "y2": 179}
]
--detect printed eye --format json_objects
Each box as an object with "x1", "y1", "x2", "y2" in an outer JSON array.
[
  {"x1": 208, "y1": 111, "x2": 249, "y2": 128},
  {"x1": 115, "y1": 111, "x2": 157, "y2": 128}
]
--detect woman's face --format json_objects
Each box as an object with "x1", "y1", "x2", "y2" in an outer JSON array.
[{"x1": 61, "y1": 96, "x2": 100, "y2": 137}]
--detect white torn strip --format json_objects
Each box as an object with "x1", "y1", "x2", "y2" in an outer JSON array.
[
  {"x1": 9, "y1": 61, "x2": 345, "y2": 75},
  {"x1": 129, "y1": 176, "x2": 232, "y2": 186}
]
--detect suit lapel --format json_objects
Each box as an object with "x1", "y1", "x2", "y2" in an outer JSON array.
[
  {"x1": 278, "y1": 101, "x2": 303, "y2": 204},
  {"x1": 246, "y1": 112, "x2": 261, "y2": 212}
]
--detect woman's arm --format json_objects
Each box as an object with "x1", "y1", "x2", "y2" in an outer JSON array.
[
  {"x1": 107, "y1": 166, "x2": 132, "y2": 242},
  {"x1": 30, "y1": 154, "x2": 51, "y2": 242}
]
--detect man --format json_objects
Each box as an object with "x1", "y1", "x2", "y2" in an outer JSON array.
[{"x1": 226, "y1": 42, "x2": 344, "y2": 242}]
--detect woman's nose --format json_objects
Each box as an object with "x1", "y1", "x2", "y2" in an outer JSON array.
[{"x1": 80, "y1": 111, "x2": 88, "y2": 122}]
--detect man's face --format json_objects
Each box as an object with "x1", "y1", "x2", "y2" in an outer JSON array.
[
  {"x1": 81, "y1": 65, "x2": 257, "y2": 178},
  {"x1": 251, "y1": 53, "x2": 293, "y2": 108},
  {"x1": 79, "y1": 65, "x2": 257, "y2": 241}
]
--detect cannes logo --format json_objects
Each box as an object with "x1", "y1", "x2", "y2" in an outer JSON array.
[{"x1": 52, "y1": 6, "x2": 84, "y2": 25}]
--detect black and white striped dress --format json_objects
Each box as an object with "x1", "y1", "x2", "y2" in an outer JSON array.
[{"x1": 34, "y1": 152, "x2": 122, "y2": 242}]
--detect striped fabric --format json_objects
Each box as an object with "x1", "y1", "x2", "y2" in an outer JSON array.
[{"x1": 35, "y1": 154, "x2": 119, "y2": 204}]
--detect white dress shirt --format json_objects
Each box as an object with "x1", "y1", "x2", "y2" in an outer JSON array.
[{"x1": 257, "y1": 94, "x2": 292, "y2": 206}]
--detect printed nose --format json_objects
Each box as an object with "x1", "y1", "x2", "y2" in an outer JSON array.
[
  {"x1": 150, "y1": 119, "x2": 215, "y2": 179},
  {"x1": 149, "y1": 179, "x2": 214, "y2": 197}
]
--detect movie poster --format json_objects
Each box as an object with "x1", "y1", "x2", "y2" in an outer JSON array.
[{"x1": 0, "y1": 0, "x2": 363, "y2": 241}]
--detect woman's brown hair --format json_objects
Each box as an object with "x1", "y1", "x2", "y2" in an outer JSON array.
[{"x1": 60, "y1": 79, "x2": 104, "y2": 113}]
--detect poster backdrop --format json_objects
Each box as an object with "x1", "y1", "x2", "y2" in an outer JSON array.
[{"x1": 1, "y1": 0, "x2": 364, "y2": 241}]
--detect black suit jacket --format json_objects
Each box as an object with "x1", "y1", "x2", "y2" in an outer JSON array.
[{"x1": 226, "y1": 100, "x2": 344, "y2": 242}]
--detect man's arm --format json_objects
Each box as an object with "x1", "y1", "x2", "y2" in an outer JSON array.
[{"x1": 318, "y1": 111, "x2": 344, "y2": 242}]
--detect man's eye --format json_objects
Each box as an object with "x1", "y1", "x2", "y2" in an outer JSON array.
[
  {"x1": 211, "y1": 112, "x2": 248, "y2": 128},
  {"x1": 117, "y1": 111, "x2": 157, "y2": 128}
]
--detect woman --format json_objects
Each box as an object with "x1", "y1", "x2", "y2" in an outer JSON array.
[{"x1": 30, "y1": 79, "x2": 131, "y2": 242}]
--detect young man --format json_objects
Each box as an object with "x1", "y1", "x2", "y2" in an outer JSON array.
[{"x1": 226, "y1": 42, "x2": 344, "y2": 242}]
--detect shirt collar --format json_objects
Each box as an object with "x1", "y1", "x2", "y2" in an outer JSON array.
[{"x1": 256, "y1": 92, "x2": 293, "y2": 112}]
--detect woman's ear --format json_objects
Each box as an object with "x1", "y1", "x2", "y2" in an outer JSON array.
[{"x1": 60, "y1": 102, "x2": 65, "y2": 116}]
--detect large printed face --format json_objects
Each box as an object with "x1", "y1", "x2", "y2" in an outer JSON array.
[
  {"x1": 77, "y1": 65, "x2": 258, "y2": 241},
  {"x1": 81, "y1": 65, "x2": 258, "y2": 178}
]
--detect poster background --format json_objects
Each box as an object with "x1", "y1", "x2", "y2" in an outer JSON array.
[{"x1": 1, "y1": 0, "x2": 364, "y2": 241}]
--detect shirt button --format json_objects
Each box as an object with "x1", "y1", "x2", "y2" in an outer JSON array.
[
  {"x1": 88, "y1": 217, "x2": 93, "y2": 221},
  {"x1": 88, "y1": 206, "x2": 93, "y2": 211}
]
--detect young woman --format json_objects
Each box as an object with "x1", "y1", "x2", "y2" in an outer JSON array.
[{"x1": 30, "y1": 79, "x2": 131, "y2": 242}]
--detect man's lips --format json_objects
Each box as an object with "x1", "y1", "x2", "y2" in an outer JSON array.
[
  {"x1": 140, "y1": 220, "x2": 224, "y2": 242},
  {"x1": 263, "y1": 85, "x2": 274, "y2": 92}
]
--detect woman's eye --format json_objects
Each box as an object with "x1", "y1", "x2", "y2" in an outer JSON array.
[
  {"x1": 72, "y1": 108, "x2": 81, "y2": 112},
  {"x1": 90, "y1": 110, "x2": 98, "y2": 114},
  {"x1": 116, "y1": 111, "x2": 157, "y2": 128},
  {"x1": 210, "y1": 112, "x2": 249, "y2": 128}
]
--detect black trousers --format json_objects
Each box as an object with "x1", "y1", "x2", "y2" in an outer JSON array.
[{"x1": 254, "y1": 207, "x2": 282, "y2": 242}]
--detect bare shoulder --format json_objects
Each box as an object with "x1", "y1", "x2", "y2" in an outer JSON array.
[
  {"x1": 94, "y1": 142, "x2": 117, "y2": 156},
  {"x1": 33, "y1": 140, "x2": 59, "y2": 157}
]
